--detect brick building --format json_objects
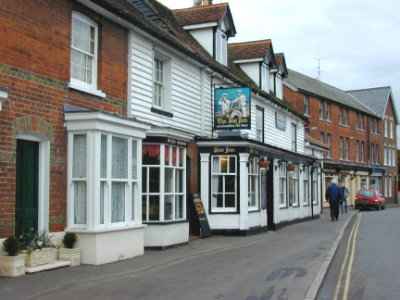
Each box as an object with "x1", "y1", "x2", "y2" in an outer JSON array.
[
  {"x1": 0, "y1": 0, "x2": 150, "y2": 263},
  {"x1": 284, "y1": 69, "x2": 397, "y2": 205}
]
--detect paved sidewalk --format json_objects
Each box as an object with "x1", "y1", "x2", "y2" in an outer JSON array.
[{"x1": 0, "y1": 211, "x2": 355, "y2": 300}]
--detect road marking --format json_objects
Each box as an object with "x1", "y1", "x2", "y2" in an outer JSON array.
[
  {"x1": 333, "y1": 215, "x2": 358, "y2": 300},
  {"x1": 342, "y1": 213, "x2": 361, "y2": 300}
]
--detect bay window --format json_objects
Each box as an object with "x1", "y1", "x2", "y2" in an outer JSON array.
[
  {"x1": 211, "y1": 155, "x2": 237, "y2": 212},
  {"x1": 142, "y1": 144, "x2": 186, "y2": 222},
  {"x1": 66, "y1": 112, "x2": 148, "y2": 231},
  {"x1": 248, "y1": 157, "x2": 260, "y2": 211}
]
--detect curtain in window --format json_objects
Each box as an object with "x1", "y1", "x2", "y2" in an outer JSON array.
[
  {"x1": 74, "y1": 182, "x2": 87, "y2": 225},
  {"x1": 112, "y1": 137, "x2": 128, "y2": 179},
  {"x1": 73, "y1": 135, "x2": 86, "y2": 178},
  {"x1": 111, "y1": 182, "x2": 125, "y2": 223}
]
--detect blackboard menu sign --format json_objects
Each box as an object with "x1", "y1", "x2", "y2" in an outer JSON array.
[{"x1": 193, "y1": 194, "x2": 211, "y2": 238}]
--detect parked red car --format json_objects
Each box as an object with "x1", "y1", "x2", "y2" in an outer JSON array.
[{"x1": 355, "y1": 190, "x2": 386, "y2": 210}]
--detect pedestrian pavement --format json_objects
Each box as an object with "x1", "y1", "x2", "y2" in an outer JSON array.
[{"x1": 0, "y1": 210, "x2": 356, "y2": 300}]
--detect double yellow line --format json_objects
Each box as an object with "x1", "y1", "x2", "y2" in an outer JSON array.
[{"x1": 333, "y1": 213, "x2": 362, "y2": 300}]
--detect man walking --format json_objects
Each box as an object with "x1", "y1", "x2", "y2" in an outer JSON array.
[
  {"x1": 326, "y1": 179, "x2": 341, "y2": 221},
  {"x1": 340, "y1": 182, "x2": 349, "y2": 214}
]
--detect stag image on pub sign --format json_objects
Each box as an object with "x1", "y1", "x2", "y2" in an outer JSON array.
[{"x1": 214, "y1": 87, "x2": 251, "y2": 130}]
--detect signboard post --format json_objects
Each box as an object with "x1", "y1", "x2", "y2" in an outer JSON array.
[{"x1": 214, "y1": 87, "x2": 251, "y2": 130}]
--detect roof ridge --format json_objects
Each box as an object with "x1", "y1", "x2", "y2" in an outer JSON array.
[
  {"x1": 347, "y1": 86, "x2": 391, "y2": 92},
  {"x1": 229, "y1": 39, "x2": 272, "y2": 46},
  {"x1": 172, "y1": 2, "x2": 228, "y2": 12},
  {"x1": 288, "y1": 68, "x2": 379, "y2": 116}
]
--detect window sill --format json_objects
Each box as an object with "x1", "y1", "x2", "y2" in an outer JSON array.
[
  {"x1": 279, "y1": 205, "x2": 288, "y2": 210},
  {"x1": 248, "y1": 208, "x2": 260, "y2": 213},
  {"x1": 151, "y1": 106, "x2": 173, "y2": 118},
  {"x1": 144, "y1": 220, "x2": 188, "y2": 225},
  {"x1": 339, "y1": 124, "x2": 349, "y2": 128},
  {"x1": 68, "y1": 81, "x2": 106, "y2": 98},
  {"x1": 66, "y1": 223, "x2": 146, "y2": 234}
]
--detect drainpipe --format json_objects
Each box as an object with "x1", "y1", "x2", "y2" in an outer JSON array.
[{"x1": 311, "y1": 164, "x2": 314, "y2": 219}]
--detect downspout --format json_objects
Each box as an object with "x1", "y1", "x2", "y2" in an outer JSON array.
[{"x1": 311, "y1": 163, "x2": 314, "y2": 219}]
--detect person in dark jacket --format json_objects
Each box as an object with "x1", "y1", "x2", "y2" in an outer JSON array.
[{"x1": 326, "y1": 179, "x2": 341, "y2": 221}]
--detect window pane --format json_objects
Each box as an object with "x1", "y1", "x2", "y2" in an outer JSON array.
[
  {"x1": 132, "y1": 140, "x2": 138, "y2": 180},
  {"x1": 175, "y1": 195, "x2": 184, "y2": 219},
  {"x1": 165, "y1": 145, "x2": 170, "y2": 166},
  {"x1": 229, "y1": 156, "x2": 236, "y2": 173},
  {"x1": 220, "y1": 156, "x2": 228, "y2": 173},
  {"x1": 132, "y1": 183, "x2": 137, "y2": 221},
  {"x1": 225, "y1": 175, "x2": 236, "y2": 193},
  {"x1": 100, "y1": 134, "x2": 107, "y2": 178},
  {"x1": 142, "y1": 167, "x2": 147, "y2": 193},
  {"x1": 225, "y1": 194, "x2": 235, "y2": 208},
  {"x1": 111, "y1": 182, "x2": 125, "y2": 223},
  {"x1": 73, "y1": 134, "x2": 87, "y2": 178},
  {"x1": 142, "y1": 195, "x2": 147, "y2": 221},
  {"x1": 112, "y1": 137, "x2": 128, "y2": 178},
  {"x1": 74, "y1": 181, "x2": 87, "y2": 225},
  {"x1": 143, "y1": 145, "x2": 160, "y2": 165},
  {"x1": 212, "y1": 194, "x2": 223, "y2": 208},
  {"x1": 149, "y1": 195, "x2": 160, "y2": 221},
  {"x1": 165, "y1": 168, "x2": 174, "y2": 193},
  {"x1": 212, "y1": 176, "x2": 223, "y2": 193},
  {"x1": 212, "y1": 156, "x2": 219, "y2": 173},
  {"x1": 179, "y1": 148, "x2": 184, "y2": 167},
  {"x1": 172, "y1": 146, "x2": 177, "y2": 166},
  {"x1": 164, "y1": 195, "x2": 174, "y2": 221},
  {"x1": 100, "y1": 182, "x2": 105, "y2": 224},
  {"x1": 72, "y1": 17, "x2": 93, "y2": 53},
  {"x1": 175, "y1": 169, "x2": 184, "y2": 193},
  {"x1": 149, "y1": 167, "x2": 160, "y2": 193}
]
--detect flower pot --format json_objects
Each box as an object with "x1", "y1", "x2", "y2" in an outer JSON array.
[
  {"x1": 25, "y1": 248, "x2": 57, "y2": 267},
  {"x1": 0, "y1": 255, "x2": 25, "y2": 277},
  {"x1": 59, "y1": 248, "x2": 81, "y2": 267}
]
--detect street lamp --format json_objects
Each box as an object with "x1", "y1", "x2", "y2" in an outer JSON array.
[{"x1": 0, "y1": 89, "x2": 8, "y2": 111}]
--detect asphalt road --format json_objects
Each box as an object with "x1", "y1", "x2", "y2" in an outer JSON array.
[
  {"x1": 0, "y1": 212, "x2": 352, "y2": 300},
  {"x1": 318, "y1": 207, "x2": 400, "y2": 300}
]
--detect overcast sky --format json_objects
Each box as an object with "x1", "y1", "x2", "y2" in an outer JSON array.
[{"x1": 159, "y1": 0, "x2": 400, "y2": 121}]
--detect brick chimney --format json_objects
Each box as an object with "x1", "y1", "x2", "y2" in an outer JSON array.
[{"x1": 193, "y1": 0, "x2": 213, "y2": 6}]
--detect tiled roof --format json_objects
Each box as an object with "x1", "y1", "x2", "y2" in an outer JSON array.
[
  {"x1": 88, "y1": 0, "x2": 303, "y2": 119},
  {"x1": 228, "y1": 40, "x2": 273, "y2": 62},
  {"x1": 173, "y1": 3, "x2": 227, "y2": 26},
  {"x1": 347, "y1": 87, "x2": 392, "y2": 119},
  {"x1": 286, "y1": 69, "x2": 379, "y2": 117}
]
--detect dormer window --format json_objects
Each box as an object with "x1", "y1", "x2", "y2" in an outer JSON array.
[
  {"x1": 215, "y1": 29, "x2": 228, "y2": 65},
  {"x1": 261, "y1": 63, "x2": 269, "y2": 92}
]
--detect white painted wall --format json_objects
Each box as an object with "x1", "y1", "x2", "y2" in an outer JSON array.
[
  {"x1": 273, "y1": 160, "x2": 322, "y2": 225},
  {"x1": 144, "y1": 223, "x2": 189, "y2": 247},
  {"x1": 239, "y1": 63, "x2": 260, "y2": 87},
  {"x1": 128, "y1": 30, "x2": 213, "y2": 137},
  {"x1": 189, "y1": 28, "x2": 214, "y2": 56}
]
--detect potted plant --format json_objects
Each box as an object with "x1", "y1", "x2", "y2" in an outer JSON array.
[
  {"x1": 0, "y1": 236, "x2": 25, "y2": 277},
  {"x1": 22, "y1": 232, "x2": 57, "y2": 268},
  {"x1": 59, "y1": 233, "x2": 80, "y2": 266}
]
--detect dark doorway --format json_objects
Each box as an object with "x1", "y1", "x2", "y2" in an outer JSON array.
[
  {"x1": 266, "y1": 165, "x2": 275, "y2": 230},
  {"x1": 15, "y1": 140, "x2": 39, "y2": 237}
]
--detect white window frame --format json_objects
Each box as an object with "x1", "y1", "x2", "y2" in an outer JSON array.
[
  {"x1": 312, "y1": 169, "x2": 319, "y2": 205},
  {"x1": 211, "y1": 155, "x2": 237, "y2": 213},
  {"x1": 248, "y1": 157, "x2": 260, "y2": 211},
  {"x1": 303, "y1": 166, "x2": 310, "y2": 206},
  {"x1": 70, "y1": 12, "x2": 105, "y2": 97},
  {"x1": 288, "y1": 165, "x2": 299, "y2": 207},
  {"x1": 291, "y1": 123, "x2": 297, "y2": 152},
  {"x1": 142, "y1": 144, "x2": 187, "y2": 223},
  {"x1": 279, "y1": 163, "x2": 287, "y2": 208}
]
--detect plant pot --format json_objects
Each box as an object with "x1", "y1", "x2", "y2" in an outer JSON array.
[
  {"x1": 25, "y1": 248, "x2": 57, "y2": 267},
  {"x1": 0, "y1": 255, "x2": 25, "y2": 277},
  {"x1": 59, "y1": 248, "x2": 81, "y2": 267}
]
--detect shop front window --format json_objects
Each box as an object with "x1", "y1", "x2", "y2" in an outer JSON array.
[
  {"x1": 312, "y1": 169, "x2": 319, "y2": 205},
  {"x1": 279, "y1": 163, "x2": 287, "y2": 208},
  {"x1": 142, "y1": 144, "x2": 186, "y2": 222},
  {"x1": 303, "y1": 166, "x2": 310, "y2": 206},
  {"x1": 248, "y1": 157, "x2": 260, "y2": 211},
  {"x1": 211, "y1": 155, "x2": 237, "y2": 212}
]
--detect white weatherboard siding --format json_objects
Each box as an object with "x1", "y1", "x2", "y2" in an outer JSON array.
[
  {"x1": 128, "y1": 31, "x2": 212, "y2": 137},
  {"x1": 240, "y1": 63, "x2": 260, "y2": 87},
  {"x1": 189, "y1": 28, "x2": 214, "y2": 56}
]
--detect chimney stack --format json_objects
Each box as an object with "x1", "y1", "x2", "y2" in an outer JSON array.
[{"x1": 193, "y1": 0, "x2": 213, "y2": 6}]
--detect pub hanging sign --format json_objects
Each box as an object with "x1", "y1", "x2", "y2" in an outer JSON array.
[{"x1": 214, "y1": 87, "x2": 251, "y2": 130}]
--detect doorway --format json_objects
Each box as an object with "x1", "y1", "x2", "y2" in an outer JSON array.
[{"x1": 15, "y1": 140, "x2": 39, "y2": 236}]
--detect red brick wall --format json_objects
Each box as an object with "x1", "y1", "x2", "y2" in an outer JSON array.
[
  {"x1": 0, "y1": 0, "x2": 128, "y2": 237},
  {"x1": 284, "y1": 86, "x2": 372, "y2": 163}
]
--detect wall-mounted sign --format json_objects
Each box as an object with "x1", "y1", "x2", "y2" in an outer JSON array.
[
  {"x1": 192, "y1": 194, "x2": 211, "y2": 238},
  {"x1": 214, "y1": 87, "x2": 251, "y2": 130}
]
